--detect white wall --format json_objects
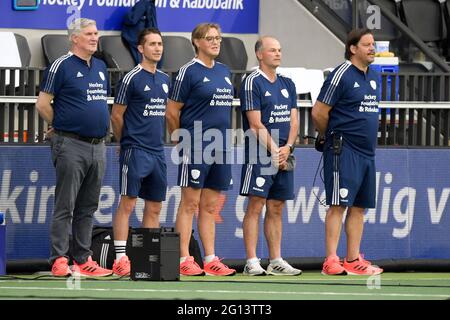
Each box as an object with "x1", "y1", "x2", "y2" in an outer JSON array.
[{"x1": 2, "y1": 0, "x2": 344, "y2": 70}]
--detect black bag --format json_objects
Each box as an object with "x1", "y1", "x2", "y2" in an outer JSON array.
[
  {"x1": 285, "y1": 154, "x2": 296, "y2": 171},
  {"x1": 90, "y1": 226, "x2": 132, "y2": 269},
  {"x1": 189, "y1": 230, "x2": 203, "y2": 269},
  {"x1": 315, "y1": 134, "x2": 325, "y2": 152},
  {"x1": 90, "y1": 227, "x2": 202, "y2": 269}
]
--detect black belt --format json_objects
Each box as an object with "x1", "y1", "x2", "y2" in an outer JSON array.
[{"x1": 55, "y1": 130, "x2": 105, "y2": 144}]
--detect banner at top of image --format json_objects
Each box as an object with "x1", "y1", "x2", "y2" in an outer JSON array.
[{"x1": 0, "y1": 0, "x2": 259, "y2": 33}]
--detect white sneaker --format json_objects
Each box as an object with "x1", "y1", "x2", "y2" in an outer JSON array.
[
  {"x1": 243, "y1": 260, "x2": 267, "y2": 276},
  {"x1": 267, "y1": 259, "x2": 302, "y2": 276}
]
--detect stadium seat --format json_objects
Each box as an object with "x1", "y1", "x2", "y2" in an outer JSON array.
[
  {"x1": 216, "y1": 36, "x2": 248, "y2": 71},
  {"x1": 14, "y1": 34, "x2": 31, "y2": 67},
  {"x1": 402, "y1": 0, "x2": 443, "y2": 43},
  {"x1": 160, "y1": 35, "x2": 195, "y2": 71},
  {"x1": 41, "y1": 34, "x2": 70, "y2": 66},
  {"x1": 216, "y1": 36, "x2": 248, "y2": 96},
  {"x1": 98, "y1": 35, "x2": 135, "y2": 71}
]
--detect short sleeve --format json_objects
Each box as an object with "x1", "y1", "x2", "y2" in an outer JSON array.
[
  {"x1": 114, "y1": 76, "x2": 133, "y2": 106},
  {"x1": 169, "y1": 67, "x2": 191, "y2": 103},
  {"x1": 40, "y1": 61, "x2": 65, "y2": 95},
  {"x1": 239, "y1": 74, "x2": 262, "y2": 112},
  {"x1": 317, "y1": 64, "x2": 348, "y2": 107},
  {"x1": 288, "y1": 78, "x2": 297, "y2": 110}
]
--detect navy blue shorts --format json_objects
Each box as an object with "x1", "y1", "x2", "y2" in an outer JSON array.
[
  {"x1": 119, "y1": 147, "x2": 167, "y2": 201},
  {"x1": 178, "y1": 151, "x2": 232, "y2": 191},
  {"x1": 239, "y1": 163, "x2": 294, "y2": 200},
  {"x1": 324, "y1": 145, "x2": 376, "y2": 208}
]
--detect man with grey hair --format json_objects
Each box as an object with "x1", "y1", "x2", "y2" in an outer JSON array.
[
  {"x1": 239, "y1": 36, "x2": 301, "y2": 276},
  {"x1": 36, "y1": 18, "x2": 112, "y2": 277}
]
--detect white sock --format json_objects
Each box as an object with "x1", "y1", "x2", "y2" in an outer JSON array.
[
  {"x1": 180, "y1": 256, "x2": 187, "y2": 264},
  {"x1": 246, "y1": 257, "x2": 260, "y2": 265},
  {"x1": 114, "y1": 240, "x2": 127, "y2": 261},
  {"x1": 270, "y1": 257, "x2": 283, "y2": 265},
  {"x1": 204, "y1": 254, "x2": 216, "y2": 264}
]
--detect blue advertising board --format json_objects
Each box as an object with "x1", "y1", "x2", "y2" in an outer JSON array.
[
  {"x1": 0, "y1": 0, "x2": 259, "y2": 33},
  {"x1": 1, "y1": 146, "x2": 450, "y2": 261}
]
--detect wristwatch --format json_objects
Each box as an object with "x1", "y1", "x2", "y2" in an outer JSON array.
[{"x1": 287, "y1": 143, "x2": 294, "y2": 154}]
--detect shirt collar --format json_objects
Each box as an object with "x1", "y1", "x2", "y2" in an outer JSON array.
[
  {"x1": 194, "y1": 58, "x2": 215, "y2": 68},
  {"x1": 257, "y1": 67, "x2": 276, "y2": 82}
]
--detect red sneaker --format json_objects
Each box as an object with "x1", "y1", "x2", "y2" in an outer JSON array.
[
  {"x1": 73, "y1": 256, "x2": 113, "y2": 277},
  {"x1": 180, "y1": 256, "x2": 205, "y2": 276},
  {"x1": 112, "y1": 256, "x2": 131, "y2": 276},
  {"x1": 51, "y1": 257, "x2": 71, "y2": 277},
  {"x1": 203, "y1": 257, "x2": 236, "y2": 276},
  {"x1": 322, "y1": 254, "x2": 347, "y2": 275},
  {"x1": 343, "y1": 254, "x2": 383, "y2": 275}
]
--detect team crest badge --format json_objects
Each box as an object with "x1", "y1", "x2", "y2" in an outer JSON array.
[
  {"x1": 339, "y1": 188, "x2": 349, "y2": 199},
  {"x1": 370, "y1": 80, "x2": 377, "y2": 90},
  {"x1": 191, "y1": 169, "x2": 201, "y2": 180},
  {"x1": 256, "y1": 177, "x2": 266, "y2": 187}
]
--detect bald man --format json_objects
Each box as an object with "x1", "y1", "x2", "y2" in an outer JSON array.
[{"x1": 239, "y1": 36, "x2": 301, "y2": 276}]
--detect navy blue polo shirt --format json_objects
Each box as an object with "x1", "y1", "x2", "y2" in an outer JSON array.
[
  {"x1": 240, "y1": 69, "x2": 297, "y2": 161},
  {"x1": 114, "y1": 65, "x2": 169, "y2": 154},
  {"x1": 169, "y1": 59, "x2": 234, "y2": 152},
  {"x1": 40, "y1": 53, "x2": 110, "y2": 138},
  {"x1": 317, "y1": 61, "x2": 380, "y2": 158}
]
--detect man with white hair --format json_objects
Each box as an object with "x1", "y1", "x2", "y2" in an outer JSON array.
[{"x1": 36, "y1": 18, "x2": 112, "y2": 277}]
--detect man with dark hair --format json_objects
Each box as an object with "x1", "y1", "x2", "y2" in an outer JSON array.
[
  {"x1": 110, "y1": 28, "x2": 169, "y2": 276},
  {"x1": 36, "y1": 18, "x2": 112, "y2": 277},
  {"x1": 312, "y1": 28, "x2": 383, "y2": 276}
]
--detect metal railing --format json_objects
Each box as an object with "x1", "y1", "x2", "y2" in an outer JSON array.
[{"x1": 1, "y1": 67, "x2": 450, "y2": 147}]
